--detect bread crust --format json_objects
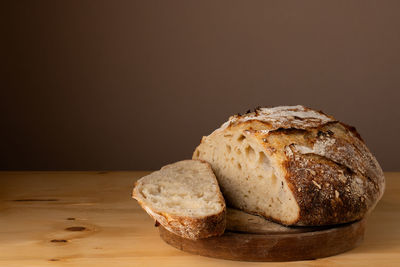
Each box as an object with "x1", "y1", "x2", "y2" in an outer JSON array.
[
  {"x1": 194, "y1": 105, "x2": 385, "y2": 226},
  {"x1": 132, "y1": 160, "x2": 226, "y2": 240}
]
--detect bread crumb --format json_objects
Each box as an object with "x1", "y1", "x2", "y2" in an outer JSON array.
[{"x1": 335, "y1": 190, "x2": 340, "y2": 199}]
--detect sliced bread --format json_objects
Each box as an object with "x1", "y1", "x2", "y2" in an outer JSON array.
[{"x1": 132, "y1": 160, "x2": 226, "y2": 240}]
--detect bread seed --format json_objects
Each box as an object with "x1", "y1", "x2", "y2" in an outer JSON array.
[{"x1": 312, "y1": 180, "x2": 322, "y2": 189}]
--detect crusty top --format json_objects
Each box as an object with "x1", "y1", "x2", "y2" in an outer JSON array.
[
  {"x1": 218, "y1": 105, "x2": 385, "y2": 225},
  {"x1": 218, "y1": 105, "x2": 336, "y2": 133}
]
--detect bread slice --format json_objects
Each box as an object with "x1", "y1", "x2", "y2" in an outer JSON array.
[
  {"x1": 193, "y1": 105, "x2": 385, "y2": 226},
  {"x1": 132, "y1": 160, "x2": 226, "y2": 240}
]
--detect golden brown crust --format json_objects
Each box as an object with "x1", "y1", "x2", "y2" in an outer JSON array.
[
  {"x1": 284, "y1": 147, "x2": 368, "y2": 225},
  {"x1": 264, "y1": 122, "x2": 383, "y2": 225},
  {"x1": 200, "y1": 105, "x2": 385, "y2": 226},
  {"x1": 133, "y1": 197, "x2": 226, "y2": 240},
  {"x1": 225, "y1": 105, "x2": 337, "y2": 131}
]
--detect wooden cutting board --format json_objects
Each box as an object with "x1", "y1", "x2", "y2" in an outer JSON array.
[{"x1": 159, "y1": 208, "x2": 365, "y2": 262}]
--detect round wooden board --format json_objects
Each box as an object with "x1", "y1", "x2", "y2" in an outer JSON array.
[{"x1": 159, "y1": 208, "x2": 365, "y2": 262}]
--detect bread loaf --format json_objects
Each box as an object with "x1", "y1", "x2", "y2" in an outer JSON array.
[
  {"x1": 193, "y1": 105, "x2": 385, "y2": 226},
  {"x1": 132, "y1": 160, "x2": 226, "y2": 239}
]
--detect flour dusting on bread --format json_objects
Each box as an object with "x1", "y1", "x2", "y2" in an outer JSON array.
[{"x1": 194, "y1": 105, "x2": 384, "y2": 226}]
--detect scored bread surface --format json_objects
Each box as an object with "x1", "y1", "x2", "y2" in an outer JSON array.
[
  {"x1": 132, "y1": 160, "x2": 226, "y2": 239},
  {"x1": 193, "y1": 105, "x2": 385, "y2": 226}
]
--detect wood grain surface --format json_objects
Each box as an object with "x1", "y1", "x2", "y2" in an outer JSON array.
[
  {"x1": 159, "y1": 209, "x2": 365, "y2": 261},
  {"x1": 0, "y1": 172, "x2": 399, "y2": 266}
]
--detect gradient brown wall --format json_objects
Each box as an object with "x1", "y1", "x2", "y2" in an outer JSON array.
[{"x1": 2, "y1": 1, "x2": 400, "y2": 171}]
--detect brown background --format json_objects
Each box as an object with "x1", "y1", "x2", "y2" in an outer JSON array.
[{"x1": 2, "y1": 1, "x2": 400, "y2": 171}]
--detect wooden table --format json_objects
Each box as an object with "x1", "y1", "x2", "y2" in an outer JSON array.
[{"x1": 0, "y1": 172, "x2": 399, "y2": 266}]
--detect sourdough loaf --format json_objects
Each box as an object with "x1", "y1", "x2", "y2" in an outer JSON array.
[
  {"x1": 193, "y1": 105, "x2": 385, "y2": 226},
  {"x1": 132, "y1": 160, "x2": 226, "y2": 239}
]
